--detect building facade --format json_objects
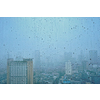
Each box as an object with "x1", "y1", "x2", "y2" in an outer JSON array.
[
  {"x1": 7, "y1": 58, "x2": 33, "y2": 84},
  {"x1": 65, "y1": 61, "x2": 72, "y2": 75}
]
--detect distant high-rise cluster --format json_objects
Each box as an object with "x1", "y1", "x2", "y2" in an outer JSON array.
[{"x1": 7, "y1": 58, "x2": 33, "y2": 84}]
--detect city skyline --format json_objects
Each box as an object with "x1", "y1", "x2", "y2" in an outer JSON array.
[
  {"x1": 0, "y1": 17, "x2": 100, "y2": 60},
  {"x1": 0, "y1": 17, "x2": 100, "y2": 84}
]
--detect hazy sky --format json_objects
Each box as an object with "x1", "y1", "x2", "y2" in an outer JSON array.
[{"x1": 0, "y1": 17, "x2": 100, "y2": 60}]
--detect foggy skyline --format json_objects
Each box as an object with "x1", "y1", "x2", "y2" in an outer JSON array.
[{"x1": 0, "y1": 17, "x2": 100, "y2": 61}]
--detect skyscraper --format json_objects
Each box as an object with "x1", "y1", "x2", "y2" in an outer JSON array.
[
  {"x1": 89, "y1": 50, "x2": 98, "y2": 64},
  {"x1": 35, "y1": 50, "x2": 40, "y2": 69},
  {"x1": 65, "y1": 60, "x2": 72, "y2": 75},
  {"x1": 7, "y1": 58, "x2": 33, "y2": 84}
]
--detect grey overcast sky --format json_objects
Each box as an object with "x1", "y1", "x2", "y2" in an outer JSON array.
[{"x1": 0, "y1": 17, "x2": 100, "y2": 60}]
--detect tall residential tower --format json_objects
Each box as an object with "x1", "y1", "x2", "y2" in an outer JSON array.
[
  {"x1": 7, "y1": 58, "x2": 33, "y2": 84},
  {"x1": 65, "y1": 60, "x2": 72, "y2": 75}
]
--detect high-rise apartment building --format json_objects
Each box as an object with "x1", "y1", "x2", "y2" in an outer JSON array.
[
  {"x1": 65, "y1": 61, "x2": 72, "y2": 75},
  {"x1": 89, "y1": 50, "x2": 98, "y2": 64},
  {"x1": 7, "y1": 58, "x2": 33, "y2": 84},
  {"x1": 35, "y1": 50, "x2": 40, "y2": 69}
]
